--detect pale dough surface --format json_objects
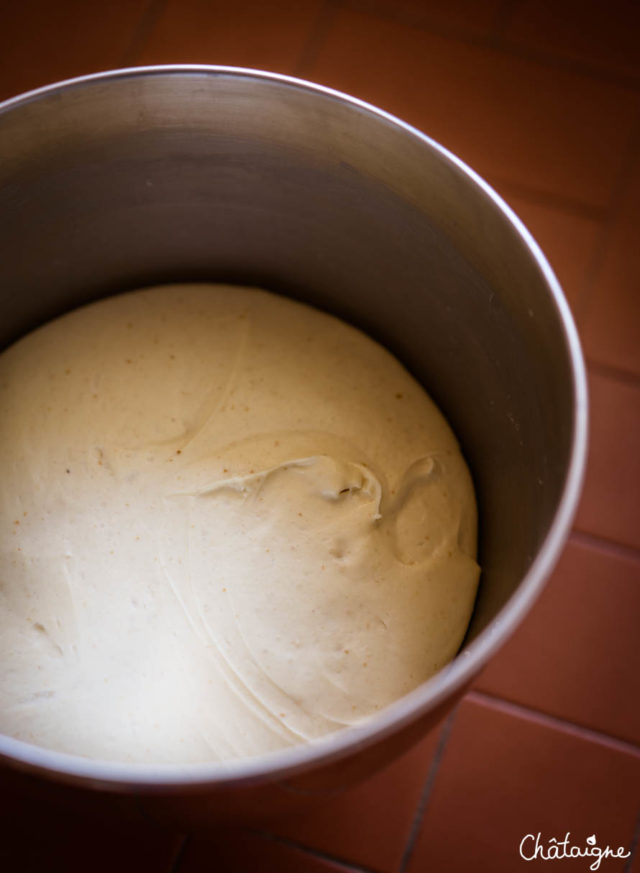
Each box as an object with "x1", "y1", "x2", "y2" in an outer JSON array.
[{"x1": 0, "y1": 284, "x2": 479, "y2": 763}]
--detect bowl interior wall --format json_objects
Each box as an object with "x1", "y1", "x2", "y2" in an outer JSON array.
[{"x1": 0, "y1": 71, "x2": 576, "y2": 648}]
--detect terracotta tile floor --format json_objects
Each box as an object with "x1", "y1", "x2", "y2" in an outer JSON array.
[{"x1": 0, "y1": 1, "x2": 638, "y2": 871}]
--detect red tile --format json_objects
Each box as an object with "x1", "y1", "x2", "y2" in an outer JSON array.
[
  {"x1": 135, "y1": 0, "x2": 322, "y2": 75},
  {"x1": 180, "y1": 829, "x2": 355, "y2": 873},
  {"x1": 574, "y1": 371, "x2": 640, "y2": 549},
  {"x1": 494, "y1": 189, "x2": 602, "y2": 311},
  {"x1": 407, "y1": 697, "x2": 640, "y2": 873},
  {"x1": 0, "y1": 0, "x2": 149, "y2": 102},
  {"x1": 341, "y1": 0, "x2": 502, "y2": 38},
  {"x1": 306, "y1": 8, "x2": 639, "y2": 208},
  {"x1": 475, "y1": 537, "x2": 640, "y2": 745},
  {"x1": 581, "y1": 154, "x2": 640, "y2": 377},
  {"x1": 269, "y1": 722, "x2": 444, "y2": 872},
  {"x1": 502, "y1": 0, "x2": 640, "y2": 83}
]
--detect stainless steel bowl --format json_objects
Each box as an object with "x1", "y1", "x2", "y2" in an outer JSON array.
[{"x1": 0, "y1": 66, "x2": 587, "y2": 824}]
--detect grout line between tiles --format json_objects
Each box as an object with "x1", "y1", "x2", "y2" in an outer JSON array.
[
  {"x1": 134, "y1": 795, "x2": 164, "y2": 827},
  {"x1": 468, "y1": 691, "x2": 640, "y2": 758},
  {"x1": 486, "y1": 0, "x2": 523, "y2": 46},
  {"x1": 338, "y1": 0, "x2": 425, "y2": 30},
  {"x1": 586, "y1": 359, "x2": 640, "y2": 389},
  {"x1": 169, "y1": 833, "x2": 190, "y2": 873},
  {"x1": 484, "y1": 177, "x2": 608, "y2": 222},
  {"x1": 397, "y1": 709, "x2": 457, "y2": 873},
  {"x1": 574, "y1": 109, "x2": 640, "y2": 324},
  {"x1": 293, "y1": 0, "x2": 343, "y2": 78},
  {"x1": 340, "y1": 0, "x2": 640, "y2": 91},
  {"x1": 569, "y1": 528, "x2": 640, "y2": 563},
  {"x1": 492, "y1": 39, "x2": 640, "y2": 93},
  {"x1": 255, "y1": 829, "x2": 376, "y2": 873},
  {"x1": 342, "y1": 0, "x2": 509, "y2": 53},
  {"x1": 623, "y1": 808, "x2": 640, "y2": 873},
  {"x1": 119, "y1": 0, "x2": 169, "y2": 67}
]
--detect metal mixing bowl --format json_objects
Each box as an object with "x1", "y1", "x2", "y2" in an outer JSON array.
[{"x1": 0, "y1": 66, "x2": 587, "y2": 824}]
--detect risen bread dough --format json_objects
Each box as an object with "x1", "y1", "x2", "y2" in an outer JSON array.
[{"x1": 0, "y1": 285, "x2": 479, "y2": 763}]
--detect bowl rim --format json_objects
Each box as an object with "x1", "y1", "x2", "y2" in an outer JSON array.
[{"x1": 0, "y1": 63, "x2": 589, "y2": 791}]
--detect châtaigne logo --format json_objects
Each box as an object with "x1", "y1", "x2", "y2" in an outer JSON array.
[{"x1": 519, "y1": 832, "x2": 631, "y2": 870}]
